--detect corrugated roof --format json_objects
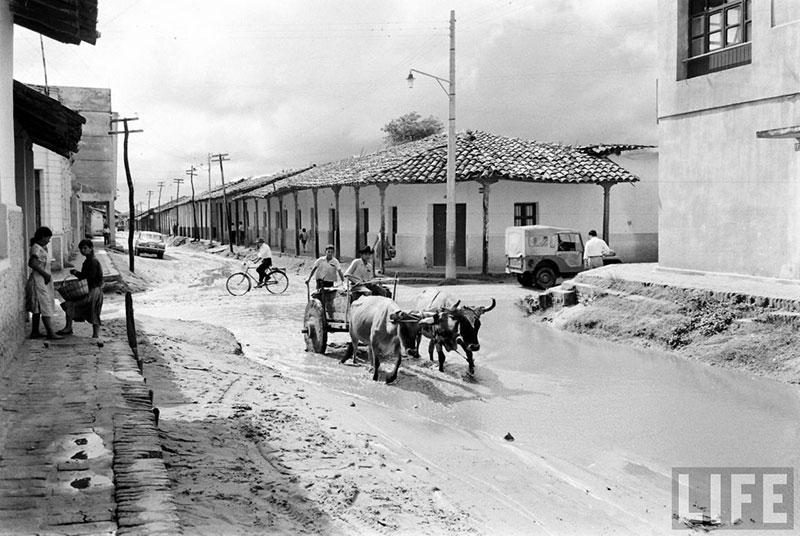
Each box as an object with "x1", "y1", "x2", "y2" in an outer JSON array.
[
  {"x1": 10, "y1": 0, "x2": 99, "y2": 45},
  {"x1": 13, "y1": 80, "x2": 86, "y2": 158}
]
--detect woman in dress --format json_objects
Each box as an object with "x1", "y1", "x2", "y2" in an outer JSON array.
[
  {"x1": 26, "y1": 227, "x2": 62, "y2": 340},
  {"x1": 58, "y1": 239, "x2": 104, "y2": 338}
]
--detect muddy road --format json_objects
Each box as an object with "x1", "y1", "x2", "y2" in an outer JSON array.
[{"x1": 107, "y1": 242, "x2": 800, "y2": 535}]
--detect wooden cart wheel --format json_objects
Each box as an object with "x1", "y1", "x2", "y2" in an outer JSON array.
[{"x1": 303, "y1": 299, "x2": 328, "y2": 354}]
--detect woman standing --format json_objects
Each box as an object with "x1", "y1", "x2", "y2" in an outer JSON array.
[
  {"x1": 58, "y1": 239, "x2": 104, "y2": 338},
  {"x1": 26, "y1": 227, "x2": 62, "y2": 340}
]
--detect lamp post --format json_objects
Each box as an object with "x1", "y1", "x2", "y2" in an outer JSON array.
[{"x1": 407, "y1": 10, "x2": 456, "y2": 282}]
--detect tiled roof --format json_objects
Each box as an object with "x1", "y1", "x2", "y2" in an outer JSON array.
[
  {"x1": 377, "y1": 131, "x2": 640, "y2": 185},
  {"x1": 576, "y1": 144, "x2": 657, "y2": 158},
  {"x1": 245, "y1": 135, "x2": 447, "y2": 197}
]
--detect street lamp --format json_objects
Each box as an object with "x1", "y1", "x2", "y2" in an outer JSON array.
[{"x1": 407, "y1": 10, "x2": 457, "y2": 282}]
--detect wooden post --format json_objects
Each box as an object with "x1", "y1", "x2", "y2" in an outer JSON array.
[
  {"x1": 378, "y1": 184, "x2": 387, "y2": 274},
  {"x1": 332, "y1": 186, "x2": 342, "y2": 258},
  {"x1": 601, "y1": 181, "x2": 613, "y2": 245},
  {"x1": 293, "y1": 190, "x2": 300, "y2": 254},
  {"x1": 312, "y1": 188, "x2": 320, "y2": 258},
  {"x1": 266, "y1": 196, "x2": 272, "y2": 245},
  {"x1": 478, "y1": 178, "x2": 498, "y2": 275},
  {"x1": 353, "y1": 185, "x2": 361, "y2": 257},
  {"x1": 278, "y1": 194, "x2": 285, "y2": 253},
  {"x1": 125, "y1": 292, "x2": 139, "y2": 366}
]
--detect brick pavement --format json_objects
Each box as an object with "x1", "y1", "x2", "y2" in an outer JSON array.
[{"x1": 0, "y1": 321, "x2": 181, "y2": 535}]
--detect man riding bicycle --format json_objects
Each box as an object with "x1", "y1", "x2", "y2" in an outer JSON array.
[{"x1": 254, "y1": 237, "x2": 273, "y2": 287}]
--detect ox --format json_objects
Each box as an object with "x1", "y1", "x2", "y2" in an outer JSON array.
[
  {"x1": 413, "y1": 288, "x2": 496, "y2": 375},
  {"x1": 341, "y1": 296, "x2": 427, "y2": 384}
]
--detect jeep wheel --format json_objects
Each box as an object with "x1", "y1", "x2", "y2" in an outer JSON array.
[
  {"x1": 516, "y1": 272, "x2": 534, "y2": 288},
  {"x1": 534, "y1": 266, "x2": 557, "y2": 289}
]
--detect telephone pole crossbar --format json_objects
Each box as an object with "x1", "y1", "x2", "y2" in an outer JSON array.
[{"x1": 108, "y1": 117, "x2": 142, "y2": 273}]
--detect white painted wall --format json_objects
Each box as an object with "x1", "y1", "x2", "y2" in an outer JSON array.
[{"x1": 658, "y1": 0, "x2": 800, "y2": 278}]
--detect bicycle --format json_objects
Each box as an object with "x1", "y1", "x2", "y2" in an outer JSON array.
[{"x1": 226, "y1": 263, "x2": 289, "y2": 296}]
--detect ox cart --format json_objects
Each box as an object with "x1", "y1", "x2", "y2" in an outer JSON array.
[{"x1": 302, "y1": 278, "x2": 398, "y2": 354}]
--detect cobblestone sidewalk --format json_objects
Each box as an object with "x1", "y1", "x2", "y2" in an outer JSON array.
[{"x1": 0, "y1": 322, "x2": 180, "y2": 535}]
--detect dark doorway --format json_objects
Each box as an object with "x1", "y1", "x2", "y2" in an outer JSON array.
[{"x1": 433, "y1": 203, "x2": 466, "y2": 266}]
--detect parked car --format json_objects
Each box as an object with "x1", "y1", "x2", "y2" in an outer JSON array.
[
  {"x1": 133, "y1": 231, "x2": 166, "y2": 259},
  {"x1": 505, "y1": 225, "x2": 621, "y2": 289}
]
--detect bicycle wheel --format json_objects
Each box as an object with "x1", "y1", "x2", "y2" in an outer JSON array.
[
  {"x1": 226, "y1": 272, "x2": 252, "y2": 296},
  {"x1": 265, "y1": 269, "x2": 289, "y2": 294}
]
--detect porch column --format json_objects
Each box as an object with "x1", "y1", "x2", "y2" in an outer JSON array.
[
  {"x1": 332, "y1": 186, "x2": 341, "y2": 258},
  {"x1": 266, "y1": 196, "x2": 272, "y2": 245},
  {"x1": 292, "y1": 190, "x2": 300, "y2": 254},
  {"x1": 601, "y1": 181, "x2": 613, "y2": 245},
  {"x1": 312, "y1": 188, "x2": 320, "y2": 258},
  {"x1": 353, "y1": 185, "x2": 361, "y2": 256},
  {"x1": 478, "y1": 178, "x2": 498, "y2": 275},
  {"x1": 278, "y1": 194, "x2": 285, "y2": 253},
  {"x1": 377, "y1": 184, "x2": 387, "y2": 274}
]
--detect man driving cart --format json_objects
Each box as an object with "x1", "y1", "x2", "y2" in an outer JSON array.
[{"x1": 344, "y1": 246, "x2": 391, "y2": 298}]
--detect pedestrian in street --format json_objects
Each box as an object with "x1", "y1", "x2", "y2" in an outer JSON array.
[
  {"x1": 345, "y1": 245, "x2": 390, "y2": 298},
  {"x1": 102, "y1": 223, "x2": 110, "y2": 246},
  {"x1": 254, "y1": 237, "x2": 273, "y2": 287},
  {"x1": 25, "y1": 226, "x2": 62, "y2": 340},
  {"x1": 238, "y1": 221, "x2": 245, "y2": 245},
  {"x1": 299, "y1": 227, "x2": 308, "y2": 253},
  {"x1": 306, "y1": 244, "x2": 344, "y2": 290},
  {"x1": 58, "y1": 239, "x2": 104, "y2": 338},
  {"x1": 583, "y1": 230, "x2": 612, "y2": 269}
]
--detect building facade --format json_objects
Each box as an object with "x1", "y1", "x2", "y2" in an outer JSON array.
[{"x1": 658, "y1": 0, "x2": 800, "y2": 279}]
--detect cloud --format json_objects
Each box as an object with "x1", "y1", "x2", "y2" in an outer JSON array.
[{"x1": 13, "y1": 0, "x2": 657, "y2": 209}]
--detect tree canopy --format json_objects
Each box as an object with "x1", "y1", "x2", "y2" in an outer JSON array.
[{"x1": 381, "y1": 112, "x2": 443, "y2": 146}]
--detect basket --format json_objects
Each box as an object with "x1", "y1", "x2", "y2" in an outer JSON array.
[{"x1": 58, "y1": 278, "x2": 89, "y2": 301}]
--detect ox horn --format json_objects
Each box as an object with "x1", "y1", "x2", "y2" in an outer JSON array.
[
  {"x1": 478, "y1": 298, "x2": 496, "y2": 315},
  {"x1": 450, "y1": 300, "x2": 461, "y2": 312}
]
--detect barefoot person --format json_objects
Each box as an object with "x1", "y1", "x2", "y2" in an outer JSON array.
[
  {"x1": 58, "y1": 239, "x2": 104, "y2": 338},
  {"x1": 26, "y1": 227, "x2": 62, "y2": 340}
]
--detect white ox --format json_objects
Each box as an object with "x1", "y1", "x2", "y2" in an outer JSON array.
[{"x1": 341, "y1": 296, "x2": 424, "y2": 384}]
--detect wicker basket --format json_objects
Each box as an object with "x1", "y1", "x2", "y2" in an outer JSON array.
[{"x1": 58, "y1": 278, "x2": 89, "y2": 301}]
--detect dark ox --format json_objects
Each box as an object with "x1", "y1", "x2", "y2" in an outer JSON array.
[
  {"x1": 341, "y1": 296, "x2": 426, "y2": 384},
  {"x1": 413, "y1": 289, "x2": 496, "y2": 375}
]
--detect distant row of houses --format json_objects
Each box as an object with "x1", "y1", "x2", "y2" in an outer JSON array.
[{"x1": 135, "y1": 131, "x2": 659, "y2": 272}]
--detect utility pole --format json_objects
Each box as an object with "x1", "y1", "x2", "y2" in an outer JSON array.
[
  {"x1": 186, "y1": 165, "x2": 199, "y2": 241},
  {"x1": 156, "y1": 181, "x2": 165, "y2": 234},
  {"x1": 210, "y1": 153, "x2": 231, "y2": 252},
  {"x1": 109, "y1": 117, "x2": 143, "y2": 273},
  {"x1": 173, "y1": 177, "x2": 184, "y2": 236},
  {"x1": 146, "y1": 190, "x2": 154, "y2": 231}
]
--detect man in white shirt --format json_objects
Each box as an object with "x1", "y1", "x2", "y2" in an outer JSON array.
[
  {"x1": 254, "y1": 237, "x2": 273, "y2": 287},
  {"x1": 345, "y1": 246, "x2": 391, "y2": 298},
  {"x1": 306, "y1": 244, "x2": 344, "y2": 290},
  {"x1": 583, "y1": 230, "x2": 612, "y2": 269}
]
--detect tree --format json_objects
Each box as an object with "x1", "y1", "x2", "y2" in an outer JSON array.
[{"x1": 381, "y1": 112, "x2": 443, "y2": 146}]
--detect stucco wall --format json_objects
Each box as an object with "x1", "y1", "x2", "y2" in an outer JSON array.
[
  {"x1": 0, "y1": 205, "x2": 26, "y2": 369},
  {"x1": 659, "y1": 98, "x2": 800, "y2": 278},
  {"x1": 658, "y1": 0, "x2": 800, "y2": 279}
]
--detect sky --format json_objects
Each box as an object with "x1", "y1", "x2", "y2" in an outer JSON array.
[{"x1": 12, "y1": 0, "x2": 658, "y2": 211}]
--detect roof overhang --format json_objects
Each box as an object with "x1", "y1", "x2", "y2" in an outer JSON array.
[
  {"x1": 756, "y1": 125, "x2": 800, "y2": 139},
  {"x1": 14, "y1": 81, "x2": 86, "y2": 157},
  {"x1": 10, "y1": 0, "x2": 99, "y2": 45}
]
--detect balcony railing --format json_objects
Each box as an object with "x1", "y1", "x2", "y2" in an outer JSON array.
[{"x1": 685, "y1": 42, "x2": 751, "y2": 78}]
